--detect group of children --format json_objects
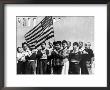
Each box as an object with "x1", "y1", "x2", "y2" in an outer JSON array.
[{"x1": 17, "y1": 40, "x2": 94, "y2": 74}]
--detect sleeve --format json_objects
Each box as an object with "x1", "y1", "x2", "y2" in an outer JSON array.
[
  {"x1": 78, "y1": 52, "x2": 82, "y2": 61},
  {"x1": 17, "y1": 53, "x2": 24, "y2": 61},
  {"x1": 25, "y1": 55, "x2": 30, "y2": 61},
  {"x1": 50, "y1": 51, "x2": 56, "y2": 58},
  {"x1": 46, "y1": 49, "x2": 49, "y2": 56},
  {"x1": 62, "y1": 50, "x2": 70, "y2": 59},
  {"x1": 30, "y1": 53, "x2": 37, "y2": 60},
  {"x1": 36, "y1": 50, "x2": 43, "y2": 59},
  {"x1": 88, "y1": 49, "x2": 94, "y2": 58},
  {"x1": 26, "y1": 50, "x2": 32, "y2": 57},
  {"x1": 56, "y1": 53, "x2": 64, "y2": 59},
  {"x1": 17, "y1": 53, "x2": 20, "y2": 61},
  {"x1": 47, "y1": 49, "x2": 52, "y2": 61}
]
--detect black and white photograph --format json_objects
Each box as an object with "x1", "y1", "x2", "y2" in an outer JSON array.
[
  {"x1": 16, "y1": 16, "x2": 95, "y2": 75},
  {"x1": 5, "y1": 5, "x2": 107, "y2": 87}
]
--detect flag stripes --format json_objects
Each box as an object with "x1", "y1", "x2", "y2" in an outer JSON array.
[
  {"x1": 25, "y1": 27, "x2": 43, "y2": 42},
  {"x1": 26, "y1": 27, "x2": 53, "y2": 45},
  {"x1": 24, "y1": 16, "x2": 54, "y2": 48},
  {"x1": 25, "y1": 24, "x2": 42, "y2": 40},
  {"x1": 27, "y1": 28, "x2": 54, "y2": 46},
  {"x1": 24, "y1": 22, "x2": 42, "y2": 38}
]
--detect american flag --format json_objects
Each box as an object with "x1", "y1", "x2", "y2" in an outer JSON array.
[{"x1": 24, "y1": 16, "x2": 54, "y2": 49}]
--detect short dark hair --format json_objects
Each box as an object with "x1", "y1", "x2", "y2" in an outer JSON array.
[
  {"x1": 62, "y1": 40, "x2": 68, "y2": 45},
  {"x1": 85, "y1": 42, "x2": 91, "y2": 46},
  {"x1": 79, "y1": 41, "x2": 83, "y2": 44},
  {"x1": 73, "y1": 42, "x2": 79, "y2": 47},
  {"x1": 17, "y1": 47, "x2": 21, "y2": 52},
  {"x1": 22, "y1": 42, "x2": 28, "y2": 48},
  {"x1": 53, "y1": 41, "x2": 61, "y2": 46}
]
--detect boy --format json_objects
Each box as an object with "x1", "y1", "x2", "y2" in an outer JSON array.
[
  {"x1": 37, "y1": 42, "x2": 49, "y2": 74},
  {"x1": 50, "y1": 41, "x2": 63, "y2": 74}
]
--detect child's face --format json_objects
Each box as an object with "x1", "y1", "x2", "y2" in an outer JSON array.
[
  {"x1": 79, "y1": 42, "x2": 83, "y2": 48},
  {"x1": 73, "y1": 45, "x2": 78, "y2": 50},
  {"x1": 23, "y1": 44, "x2": 28, "y2": 50},
  {"x1": 62, "y1": 43, "x2": 67, "y2": 49},
  {"x1": 55, "y1": 44, "x2": 61, "y2": 50},
  {"x1": 18, "y1": 47, "x2": 23, "y2": 53},
  {"x1": 48, "y1": 42, "x2": 52, "y2": 46},
  {"x1": 85, "y1": 44, "x2": 90, "y2": 49},
  {"x1": 41, "y1": 43, "x2": 46, "y2": 49}
]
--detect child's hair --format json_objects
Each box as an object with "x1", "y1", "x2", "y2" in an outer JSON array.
[
  {"x1": 17, "y1": 47, "x2": 21, "y2": 52},
  {"x1": 73, "y1": 42, "x2": 79, "y2": 47},
  {"x1": 62, "y1": 40, "x2": 68, "y2": 45},
  {"x1": 53, "y1": 41, "x2": 61, "y2": 46},
  {"x1": 22, "y1": 42, "x2": 28, "y2": 47},
  {"x1": 85, "y1": 42, "x2": 91, "y2": 46}
]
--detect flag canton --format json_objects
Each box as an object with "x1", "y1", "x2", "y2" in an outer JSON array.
[{"x1": 41, "y1": 16, "x2": 53, "y2": 29}]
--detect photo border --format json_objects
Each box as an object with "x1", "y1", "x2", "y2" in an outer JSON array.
[{"x1": 0, "y1": 0, "x2": 109, "y2": 90}]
